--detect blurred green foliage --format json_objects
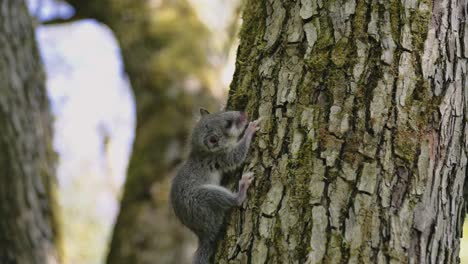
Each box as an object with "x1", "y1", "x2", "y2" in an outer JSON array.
[{"x1": 461, "y1": 218, "x2": 468, "y2": 263}]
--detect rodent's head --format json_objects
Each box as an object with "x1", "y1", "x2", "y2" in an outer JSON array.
[{"x1": 191, "y1": 108, "x2": 248, "y2": 153}]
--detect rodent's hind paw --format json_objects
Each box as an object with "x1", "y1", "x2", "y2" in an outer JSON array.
[{"x1": 237, "y1": 172, "x2": 254, "y2": 204}]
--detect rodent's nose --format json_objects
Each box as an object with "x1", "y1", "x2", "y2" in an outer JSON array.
[{"x1": 239, "y1": 112, "x2": 248, "y2": 122}]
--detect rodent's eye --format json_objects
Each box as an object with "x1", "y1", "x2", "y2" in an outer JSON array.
[
  {"x1": 208, "y1": 135, "x2": 218, "y2": 144},
  {"x1": 225, "y1": 120, "x2": 233, "y2": 128}
]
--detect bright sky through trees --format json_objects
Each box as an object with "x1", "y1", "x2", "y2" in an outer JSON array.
[{"x1": 37, "y1": 21, "x2": 135, "y2": 264}]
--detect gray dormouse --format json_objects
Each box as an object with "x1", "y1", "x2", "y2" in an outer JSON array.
[{"x1": 170, "y1": 108, "x2": 261, "y2": 264}]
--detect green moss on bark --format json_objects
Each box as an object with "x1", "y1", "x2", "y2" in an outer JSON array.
[
  {"x1": 305, "y1": 16, "x2": 334, "y2": 76},
  {"x1": 331, "y1": 37, "x2": 354, "y2": 68},
  {"x1": 411, "y1": 10, "x2": 431, "y2": 52},
  {"x1": 389, "y1": 0, "x2": 402, "y2": 44},
  {"x1": 354, "y1": 0, "x2": 368, "y2": 40}
]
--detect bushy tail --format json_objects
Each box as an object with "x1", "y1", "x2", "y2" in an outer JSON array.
[{"x1": 194, "y1": 238, "x2": 215, "y2": 264}]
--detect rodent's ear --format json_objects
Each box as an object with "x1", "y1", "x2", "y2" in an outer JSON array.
[{"x1": 199, "y1": 108, "x2": 210, "y2": 116}]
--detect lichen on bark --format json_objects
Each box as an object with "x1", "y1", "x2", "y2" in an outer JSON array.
[{"x1": 216, "y1": 0, "x2": 467, "y2": 263}]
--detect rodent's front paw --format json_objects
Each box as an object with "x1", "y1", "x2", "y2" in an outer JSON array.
[{"x1": 247, "y1": 117, "x2": 262, "y2": 134}]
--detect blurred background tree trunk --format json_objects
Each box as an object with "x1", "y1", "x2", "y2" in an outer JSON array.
[
  {"x1": 217, "y1": 0, "x2": 467, "y2": 263},
  {"x1": 0, "y1": 1, "x2": 61, "y2": 263},
  {"x1": 64, "y1": 0, "x2": 217, "y2": 263}
]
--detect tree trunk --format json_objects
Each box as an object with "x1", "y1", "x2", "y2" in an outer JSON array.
[
  {"x1": 217, "y1": 0, "x2": 467, "y2": 263},
  {"x1": 63, "y1": 0, "x2": 216, "y2": 263},
  {"x1": 0, "y1": 1, "x2": 61, "y2": 263}
]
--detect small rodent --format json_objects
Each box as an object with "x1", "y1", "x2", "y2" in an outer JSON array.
[{"x1": 170, "y1": 108, "x2": 260, "y2": 264}]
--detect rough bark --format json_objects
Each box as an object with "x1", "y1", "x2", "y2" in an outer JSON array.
[
  {"x1": 217, "y1": 0, "x2": 467, "y2": 263},
  {"x1": 0, "y1": 1, "x2": 61, "y2": 263},
  {"x1": 63, "y1": 0, "x2": 216, "y2": 263}
]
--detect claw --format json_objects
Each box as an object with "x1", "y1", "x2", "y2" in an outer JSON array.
[
  {"x1": 241, "y1": 172, "x2": 255, "y2": 186},
  {"x1": 253, "y1": 118, "x2": 261, "y2": 131},
  {"x1": 247, "y1": 117, "x2": 262, "y2": 134},
  {"x1": 242, "y1": 172, "x2": 254, "y2": 179}
]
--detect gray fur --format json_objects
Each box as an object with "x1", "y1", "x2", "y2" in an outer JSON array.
[{"x1": 170, "y1": 109, "x2": 259, "y2": 264}]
